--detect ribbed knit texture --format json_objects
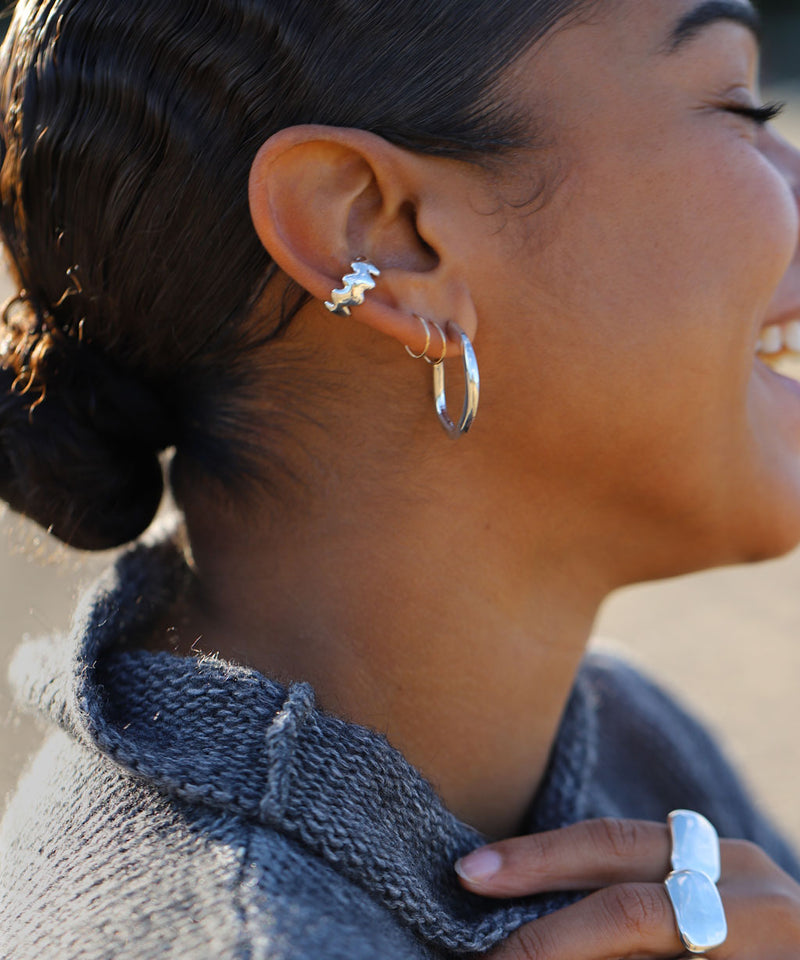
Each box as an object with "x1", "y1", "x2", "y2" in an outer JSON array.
[{"x1": 2, "y1": 535, "x2": 798, "y2": 959}]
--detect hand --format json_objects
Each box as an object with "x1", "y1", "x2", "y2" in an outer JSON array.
[{"x1": 455, "y1": 818, "x2": 800, "y2": 959}]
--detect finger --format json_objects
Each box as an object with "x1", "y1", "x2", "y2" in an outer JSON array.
[
  {"x1": 456, "y1": 818, "x2": 671, "y2": 898},
  {"x1": 484, "y1": 882, "x2": 683, "y2": 960}
]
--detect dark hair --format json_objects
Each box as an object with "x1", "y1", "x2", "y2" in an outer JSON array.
[{"x1": 0, "y1": 0, "x2": 592, "y2": 550}]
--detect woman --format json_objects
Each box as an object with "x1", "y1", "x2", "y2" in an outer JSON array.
[{"x1": 2, "y1": 0, "x2": 800, "y2": 956}]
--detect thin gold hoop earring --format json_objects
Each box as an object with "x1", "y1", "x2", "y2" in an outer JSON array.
[
  {"x1": 405, "y1": 314, "x2": 431, "y2": 359},
  {"x1": 424, "y1": 321, "x2": 447, "y2": 366},
  {"x1": 433, "y1": 323, "x2": 480, "y2": 438}
]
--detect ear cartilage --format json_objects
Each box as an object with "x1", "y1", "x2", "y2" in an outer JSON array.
[{"x1": 324, "y1": 260, "x2": 381, "y2": 316}]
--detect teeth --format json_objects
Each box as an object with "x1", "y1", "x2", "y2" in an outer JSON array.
[
  {"x1": 759, "y1": 325, "x2": 784, "y2": 354},
  {"x1": 786, "y1": 321, "x2": 800, "y2": 352},
  {"x1": 756, "y1": 320, "x2": 800, "y2": 357}
]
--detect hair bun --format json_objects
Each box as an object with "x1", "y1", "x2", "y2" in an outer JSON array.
[{"x1": 0, "y1": 303, "x2": 176, "y2": 550}]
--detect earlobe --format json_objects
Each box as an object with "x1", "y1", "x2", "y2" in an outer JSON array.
[{"x1": 247, "y1": 124, "x2": 478, "y2": 357}]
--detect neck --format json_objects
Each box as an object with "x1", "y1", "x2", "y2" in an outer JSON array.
[{"x1": 174, "y1": 472, "x2": 604, "y2": 840}]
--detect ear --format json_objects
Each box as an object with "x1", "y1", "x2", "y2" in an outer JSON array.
[{"x1": 247, "y1": 125, "x2": 477, "y2": 356}]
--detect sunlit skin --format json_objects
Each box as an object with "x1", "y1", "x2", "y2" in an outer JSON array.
[
  {"x1": 163, "y1": 0, "x2": 800, "y2": 860},
  {"x1": 487, "y1": 0, "x2": 800, "y2": 576}
]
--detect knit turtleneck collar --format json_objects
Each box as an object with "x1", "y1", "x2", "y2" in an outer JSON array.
[{"x1": 10, "y1": 535, "x2": 599, "y2": 955}]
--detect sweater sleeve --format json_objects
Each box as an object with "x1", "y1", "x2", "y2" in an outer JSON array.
[{"x1": 580, "y1": 652, "x2": 800, "y2": 880}]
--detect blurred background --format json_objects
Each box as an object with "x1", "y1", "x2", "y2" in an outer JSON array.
[
  {"x1": 762, "y1": 1, "x2": 800, "y2": 85},
  {"x1": 2, "y1": 1, "x2": 800, "y2": 851}
]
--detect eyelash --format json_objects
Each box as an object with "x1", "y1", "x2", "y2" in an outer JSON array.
[{"x1": 724, "y1": 101, "x2": 786, "y2": 125}]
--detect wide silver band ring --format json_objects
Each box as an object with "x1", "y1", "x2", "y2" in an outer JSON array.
[{"x1": 664, "y1": 811, "x2": 728, "y2": 955}]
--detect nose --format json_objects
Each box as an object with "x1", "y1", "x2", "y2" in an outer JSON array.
[
  {"x1": 761, "y1": 126, "x2": 800, "y2": 199},
  {"x1": 760, "y1": 126, "x2": 800, "y2": 320}
]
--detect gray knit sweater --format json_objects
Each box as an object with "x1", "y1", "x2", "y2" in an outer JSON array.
[{"x1": 1, "y1": 536, "x2": 798, "y2": 959}]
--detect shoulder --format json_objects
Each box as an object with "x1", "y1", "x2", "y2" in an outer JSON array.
[
  {"x1": 0, "y1": 731, "x2": 430, "y2": 960},
  {"x1": 578, "y1": 651, "x2": 800, "y2": 877}
]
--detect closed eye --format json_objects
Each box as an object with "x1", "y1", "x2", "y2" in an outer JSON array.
[{"x1": 724, "y1": 101, "x2": 785, "y2": 125}]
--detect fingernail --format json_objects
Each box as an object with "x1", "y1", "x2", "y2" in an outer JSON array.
[{"x1": 455, "y1": 848, "x2": 503, "y2": 883}]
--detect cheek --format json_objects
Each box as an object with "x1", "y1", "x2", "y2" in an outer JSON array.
[
  {"x1": 533, "y1": 134, "x2": 797, "y2": 367},
  {"x1": 486, "y1": 141, "x2": 798, "y2": 484}
]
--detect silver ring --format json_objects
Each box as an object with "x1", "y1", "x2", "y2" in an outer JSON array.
[{"x1": 664, "y1": 811, "x2": 727, "y2": 955}]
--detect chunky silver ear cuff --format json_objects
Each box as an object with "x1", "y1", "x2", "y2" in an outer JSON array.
[{"x1": 324, "y1": 259, "x2": 381, "y2": 316}]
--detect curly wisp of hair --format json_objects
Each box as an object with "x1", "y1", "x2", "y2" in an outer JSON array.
[{"x1": 0, "y1": 0, "x2": 593, "y2": 550}]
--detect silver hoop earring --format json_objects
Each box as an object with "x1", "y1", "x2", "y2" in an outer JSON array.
[
  {"x1": 324, "y1": 259, "x2": 380, "y2": 316},
  {"x1": 405, "y1": 314, "x2": 431, "y2": 359},
  {"x1": 433, "y1": 323, "x2": 479, "y2": 438}
]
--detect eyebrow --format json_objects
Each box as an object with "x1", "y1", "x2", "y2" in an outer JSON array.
[{"x1": 666, "y1": 1, "x2": 761, "y2": 53}]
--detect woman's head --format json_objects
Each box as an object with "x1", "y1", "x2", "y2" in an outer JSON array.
[
  {"x1": 241, "y1": 0, "x2": 800, "y2": 584},
  {"x1": 0, "y1": 0, "x2": 595, "y2": 550},
  {"x1": 2, "y1": 0, "x2": 800, "y2": 587}
]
